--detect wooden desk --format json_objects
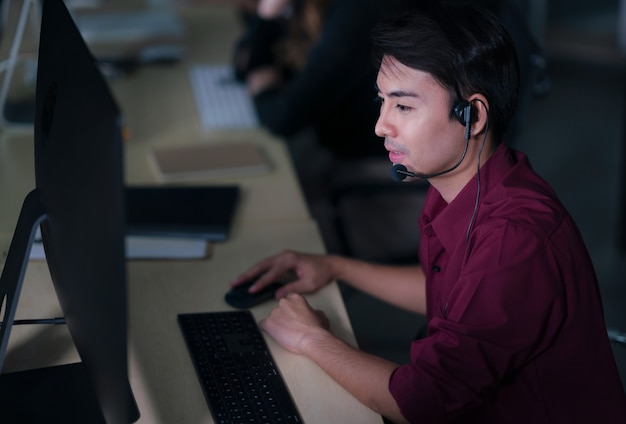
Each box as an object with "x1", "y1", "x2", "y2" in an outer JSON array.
[{"x1": 0, "y1": 4, "x2": 383, "y2": 423}]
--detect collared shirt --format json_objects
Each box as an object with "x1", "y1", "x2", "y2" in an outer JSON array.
[{"x1": 388, "y1": 144, "x2": 626, "y2": 423}]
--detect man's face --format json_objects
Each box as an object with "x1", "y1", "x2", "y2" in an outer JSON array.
[{"x1": 375, "y1": 56, "x2": 466, "y2": 180}]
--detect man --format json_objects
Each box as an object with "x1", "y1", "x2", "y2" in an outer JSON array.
[{"x1": 230, "y1": 2, "x2": 626, "y2": 422}]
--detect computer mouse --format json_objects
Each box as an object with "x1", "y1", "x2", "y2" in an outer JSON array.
[{"x1": 224, "y1": 278, "x2": 283, "y2": 309}]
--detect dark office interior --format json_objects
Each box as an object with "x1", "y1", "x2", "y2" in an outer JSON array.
[{"x1": 0, "y1": 0, "x2": 624, "y2": 415}]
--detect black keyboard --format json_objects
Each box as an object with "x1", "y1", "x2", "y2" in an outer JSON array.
[{"x1": 178, "y1": 310, "x2": 303, "y2": 424}]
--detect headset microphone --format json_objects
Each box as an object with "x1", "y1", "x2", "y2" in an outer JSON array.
[
  {"x1": 390, "y1": 153, "x2": 467, "y2": 181},
  {"x1": 390, "y1": 164, "x2": 415, "y2": 182}
]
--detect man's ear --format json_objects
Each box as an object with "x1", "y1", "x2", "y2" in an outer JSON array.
[{"x1": 468, "y1": 95, "x2": 489, "y2": 137}]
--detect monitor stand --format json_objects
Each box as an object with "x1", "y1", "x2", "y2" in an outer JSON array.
[
  {"x1": 0, "y1": 189, "x2": 45, "y2": 366},
  {"x1": 0, "y1": 189, "x2": 105, "y2": 422}
]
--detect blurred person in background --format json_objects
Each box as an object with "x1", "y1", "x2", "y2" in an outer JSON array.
[
  {"x1": 234, "y1": 0, "x2": 403, "y2": 160},
  {"x1": 233, "y1": 0, "x2": 411, "y2": 254}
]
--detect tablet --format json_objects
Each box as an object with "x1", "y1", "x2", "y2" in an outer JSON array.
[{"x1": 125, "y1": 185, "x2": 240, "y2": 241}]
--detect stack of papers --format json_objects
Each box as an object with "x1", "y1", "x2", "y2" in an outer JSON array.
[{"x1": 30, "y1": 235, "x2": 212, "y2": 261}]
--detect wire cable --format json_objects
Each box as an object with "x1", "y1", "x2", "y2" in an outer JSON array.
[{"x1": 465, "y1": 99, "x2": 489, "y2": 244}]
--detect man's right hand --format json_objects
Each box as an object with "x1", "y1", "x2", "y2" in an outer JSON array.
[{"x1": 230, "y1": 250, "x2": 335, "y2": 299}]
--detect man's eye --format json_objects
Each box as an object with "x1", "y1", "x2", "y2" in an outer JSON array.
[{"x1": 397, "y1": 104, "x2": 411, "y2": 111}]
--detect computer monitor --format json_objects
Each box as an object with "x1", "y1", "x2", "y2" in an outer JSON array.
[{"x1": 0, "y1": 0, "x2": 139, "y2": 422}]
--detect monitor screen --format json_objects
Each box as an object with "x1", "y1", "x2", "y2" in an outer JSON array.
[{"x1": 0, "y1": 0, "x2": 139, "y2": 421}]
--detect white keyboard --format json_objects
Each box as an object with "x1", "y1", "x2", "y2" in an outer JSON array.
[{"x1": 189, "y1": 64, "x2": 259, "y2": 130}]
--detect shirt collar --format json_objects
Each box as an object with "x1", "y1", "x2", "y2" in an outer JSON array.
[{"x1": 422, "y1": 143, "x2": 518, "y2": 253}]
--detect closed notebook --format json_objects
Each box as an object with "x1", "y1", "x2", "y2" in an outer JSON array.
[{"x1": 151, "y1": 142, "x2": 270, "y2": 181}]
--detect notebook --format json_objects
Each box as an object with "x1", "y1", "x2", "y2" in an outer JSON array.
[{"x1": 151, "y1": 142, "x2": 271, "y2": 182}]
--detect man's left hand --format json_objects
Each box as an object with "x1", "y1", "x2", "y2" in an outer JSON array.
[{"x1": 259, "y1": 293, "x2": 330, "y2": 354}]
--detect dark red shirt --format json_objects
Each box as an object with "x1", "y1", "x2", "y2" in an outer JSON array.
[{"x1": 389, "y1": 144, "x2": 626, "y2": 423}]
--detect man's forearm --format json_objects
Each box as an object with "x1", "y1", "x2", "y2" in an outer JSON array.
[
  {"x1": 326, "y1": 255, "x2": 427, "y2": 315},
  {"x1": 301, "y1": 328, "x2": 409, "y2": 423}
]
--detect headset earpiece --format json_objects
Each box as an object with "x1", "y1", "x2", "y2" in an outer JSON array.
[
  {"x1": 453, "y1": 99, "x2": 473, "y2": 140},
  {"x1": 453, "y1": 99, "x2": 472, "y2": 126}
]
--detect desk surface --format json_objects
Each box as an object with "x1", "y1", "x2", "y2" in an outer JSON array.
[{"x1": 0, "y1": 4, "x2": 382, "y2": 423}]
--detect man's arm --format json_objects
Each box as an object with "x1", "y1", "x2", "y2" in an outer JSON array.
[
  {"x1": 260, "y1": 293, "x2": 409, "y2": 423},
  {"x1": 327, "y1": 255, "x2": 427, "y2": 315},
  {"x1": 232, "y1": 250, "x2": 427, "y2": 315}
]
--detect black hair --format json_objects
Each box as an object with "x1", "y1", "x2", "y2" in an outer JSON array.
[{"x1": 370, "y1": 1, "x2": 520, "y2": 144}]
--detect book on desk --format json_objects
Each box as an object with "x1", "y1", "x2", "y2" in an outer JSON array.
[{"x1": 151, "y1": 142, "x2": 271, "y2": 182}]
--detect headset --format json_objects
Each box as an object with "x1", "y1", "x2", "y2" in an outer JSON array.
[{"x1": 390, "y1": 97, "x2": 489, "y2": 244}]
